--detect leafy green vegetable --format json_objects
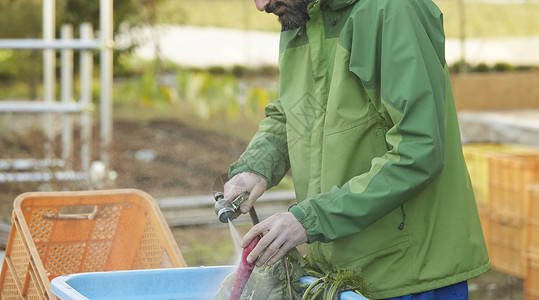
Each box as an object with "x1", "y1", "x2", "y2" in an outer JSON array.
[
  {"x1": 303, "y1": 268, "x2": 371, "y2": 300},
  {"x1": 215, "y1": 248, "x2": 370, "y2": 300}
]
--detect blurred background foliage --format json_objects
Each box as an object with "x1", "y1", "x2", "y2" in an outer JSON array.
[
  {"x1": 0, "y1": 0, "x2": 164, "y2": 100},
  {"x1": 1, "y1": 0, "x2": 539, "y2": 132},
  {"x1": 159, "y1": 0, "x2": 539, "y2": 37}
]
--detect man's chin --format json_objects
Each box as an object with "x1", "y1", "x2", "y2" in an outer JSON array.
[
  {"x1": 274, "y1": 0, "x2": 312, "y2": 31},
  {"x1": 279, "y1": 17, "x2": 309, "y2": 31}
]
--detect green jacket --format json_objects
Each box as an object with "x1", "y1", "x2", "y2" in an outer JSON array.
[{"x1": 229, "y1": 0, "x2": 490, "y2": 298}]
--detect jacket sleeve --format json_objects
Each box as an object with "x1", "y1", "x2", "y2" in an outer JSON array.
[
  {"x1": 289, "y1": 0, "x2": 449, "y2": 242},
  {"x1": 229, "y1": 99, "x2": 290, "y2": 189}
]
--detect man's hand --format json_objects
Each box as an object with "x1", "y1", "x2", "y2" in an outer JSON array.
[
  {"x1": 224, "y1": 172, "x2": 268, "y2": 214},
  {"x1": 241, "y1": 212, "x2": 308, "y2": 267}
]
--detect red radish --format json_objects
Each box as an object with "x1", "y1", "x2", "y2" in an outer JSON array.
[{"x1": 229, "y1": 234, "x2": 261, "y2": 300}]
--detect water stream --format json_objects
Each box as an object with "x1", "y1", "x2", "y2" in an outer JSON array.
[{"x1": 227, "y1": 220, "x2": 243, "y2": 264}]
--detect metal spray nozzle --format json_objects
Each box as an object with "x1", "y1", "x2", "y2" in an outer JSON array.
[{"x1": 213, "y1": 192, "x2": 246, "y2": 223}]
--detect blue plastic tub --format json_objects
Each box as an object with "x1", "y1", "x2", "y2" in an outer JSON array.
[
  {"x1": 51, "y1": 266, "x2": 369, "y2": 299},
  {"x1": 50, "y1": 266, "x2": 236, "y2": 300}
]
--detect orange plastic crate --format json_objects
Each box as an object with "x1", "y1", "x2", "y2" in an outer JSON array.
[
  {"x1": 477, "y1": 206, "x2": 490, "y2": 255},
  {"x1": 525, "y1": 255, "x2": 539, "y2": 300},
  {"x1": 0, "y1": 220, "x2": 51, "y2": 299},
  {"x1": 527, "y1": 185, "x2": 539, "y2": 256},
  {"x1": 487, "y1": 211, "x2": 527, "y2": 277},
  {"x1": 0, "y1": 189, "x2": 187, "y2": 299},
  {"x1": 463, "y1": 144, "x2": 539, "y2": 207},
  {"x1": 488, "y1": 153, "x2": 539, "y2": 216},
  {"x1": 525, "y1": 185, "x2": 539, "y2": 299}
]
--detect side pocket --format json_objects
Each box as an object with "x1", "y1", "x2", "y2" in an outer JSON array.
[
  {"x1": 398, "y1": 204, "x2": 406, "y2": 230},
  {"x1": 318, "y1": 206, "x2": 411, "y2": 266}
]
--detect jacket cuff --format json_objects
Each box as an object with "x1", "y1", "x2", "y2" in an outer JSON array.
[
  {"x1": 289, "y1": 204, "x2": 306, "y2": 221},
  {"x1": 289, "y1": 204, "x2": 318, "y2": 243},
  {"x1": 229, "y1": 165, "x2": 271, "y2": 187},
  {"x1": 229, "y1": 165, "x2": 252, "y2": 179}
]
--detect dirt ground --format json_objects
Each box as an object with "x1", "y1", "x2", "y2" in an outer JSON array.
[
  {"x1": 0, "y1": 116, "x2": 526, "y2": 299},
  {"x1": 110, "y1": 119, "x2": 248, "y2": 198},
  {"x1": 0, "y1": 118, "x2": 248, "y2": 220}
]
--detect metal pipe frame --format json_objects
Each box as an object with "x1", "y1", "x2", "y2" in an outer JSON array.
[
  {"x1": 80, "y1": 23, "x2": 94, "y2": 173},
  {"x1": 0, "y1": 39, "x2": 101, "y2": 50},
  {"x1": 43, "y1": 0, "x2": 55, "y2": 159},
  {"x1": 0, "y1": 171, "x2": 89, "y2": 183},
  {"x1": 0, "y1": 0, "x2": 113, "y2": 181},
  {"x1": 100, "y1": 0, "x2": 114, "y2": 170},
  {"x1": 0, "y1": 101, "x2": 94, "y2": 113},
  {"x1": 0, "y1": 159, "x2": 66, "y2": 171},
  {"x1": 61, "y1": 24, "x2": 74, "y2": 168}
]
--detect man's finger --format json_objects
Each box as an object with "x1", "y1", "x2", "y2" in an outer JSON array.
[
  {"x1": 248, "y1": 230, "x2": 278, "y2": 265},
  {"x1": 223, "y1": 182, "x2": 246, "y2": 201},
  {"x1": 254, "y1": 232, "x2": 288, "y2": 266},
  {"x1": 241, "y1": 187, "x2": 263, "y2": 213},
  {"x1": 241, "y1": 221, "x2": 267, "y2": 248}
]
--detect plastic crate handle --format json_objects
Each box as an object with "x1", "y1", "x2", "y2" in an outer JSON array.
[{"x1": 42, "y1": 205, "x2": 100, "y2": 220}]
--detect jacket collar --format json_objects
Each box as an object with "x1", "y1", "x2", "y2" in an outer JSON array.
[{"x1": 322, "y1": 0, "x2": 360, "y2": 10}]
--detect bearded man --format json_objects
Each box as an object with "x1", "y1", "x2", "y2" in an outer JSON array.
[{"x1": 223, "y1": 0, "x2": 490, "y2": 298}]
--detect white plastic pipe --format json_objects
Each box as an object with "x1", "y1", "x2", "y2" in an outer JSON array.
[
  {"x1": 43, "y1": 0, "x2": 56, "y2": 158},
  {"x1": 80, "y1": 23, "x2": 94, "y2": 173},
  {"x1": 0, "y1": 39, "x2": 100, "y2": 49},
  {"x1": 61, "y1": 24, "x2": 74, "y2": 166},
  {"x1": 100, "y1": 0, "x2": 114, "y2": 169}
]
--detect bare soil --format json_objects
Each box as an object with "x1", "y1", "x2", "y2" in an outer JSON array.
[
  {"x1": 110, "y1": 119, "x2": 247, "y2": 198},
  {"x1": 0, "y1": 118, "x2": 248, "y2": 221}
]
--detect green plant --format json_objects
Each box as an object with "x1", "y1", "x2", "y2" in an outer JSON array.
[
  {"x1": 492, "y1": 62, "x2": 514, "y2": 72},
  {"x1": 139, "y1": 71, "x2": 178, "y2": 106},
  {"x1": 302, "y1": 268, "x2": 371, "y2": 300},
  {"x1": 474, "y1": 63, "x2": 490, "y2": 73}
]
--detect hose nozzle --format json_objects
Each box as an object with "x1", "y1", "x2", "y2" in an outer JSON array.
[
  {"x1": 214, "y1": 192, "x2": 260, "y2": 225},
  {"x1": 214, "y1": 192, "x2": 246, "y2": 223}
]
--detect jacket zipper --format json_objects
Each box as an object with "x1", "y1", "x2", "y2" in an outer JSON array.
[{"x1": 398, "y1": 205, "x2": 406, "y2": 230}]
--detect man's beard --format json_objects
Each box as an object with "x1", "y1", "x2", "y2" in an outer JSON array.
[{"x1": 265, "y1": 0, "x2": 312, "y2": 31}]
